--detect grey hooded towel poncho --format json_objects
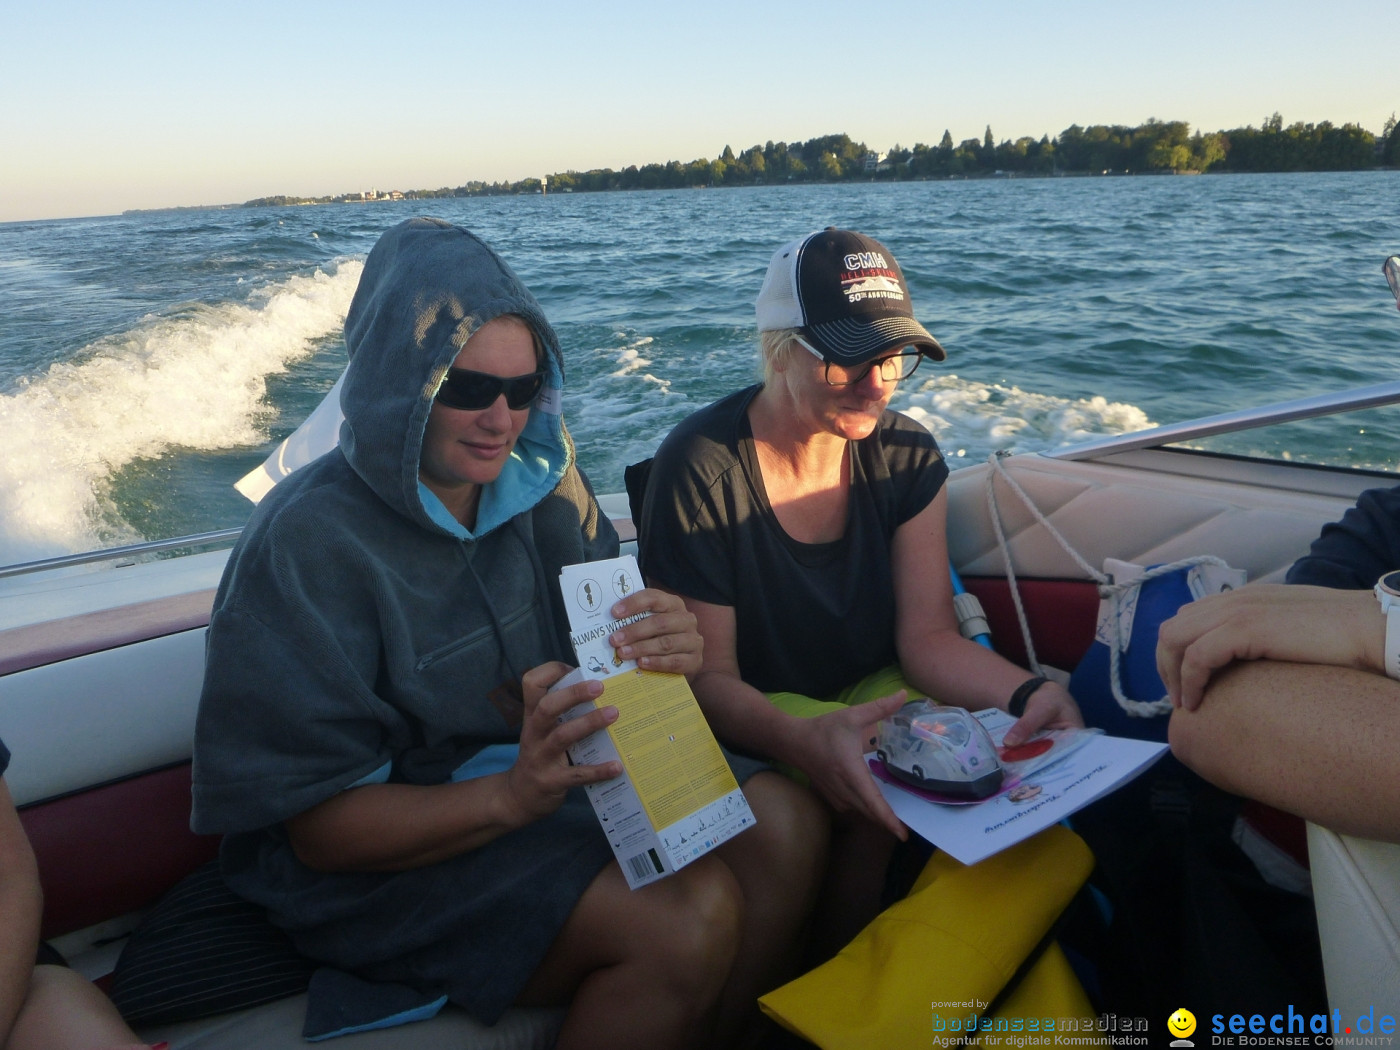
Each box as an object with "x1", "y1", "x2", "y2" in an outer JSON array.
[{"x1": 191, "y1": 218, "x2": 620, "y2": 1027}]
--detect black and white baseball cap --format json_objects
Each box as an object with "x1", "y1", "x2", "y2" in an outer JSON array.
[{"x1": 755, "y1": 227, "x2": 945, "y2": 365}]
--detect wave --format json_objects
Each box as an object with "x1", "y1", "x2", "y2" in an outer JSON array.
[
  {"x1": 568, "y1": 331, "x2": 1156, "y2": 493},
  {"x1": 0, "y1": 260, "x2": 362, "y2": 563},
  {"x1": 895, "y1": 374, "x2": 1153, "y2": 463}
]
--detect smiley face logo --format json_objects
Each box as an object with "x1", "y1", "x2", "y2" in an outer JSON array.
[{"x1": 1168, "y1": 1009, "x2": 1197, "y2": 1040}]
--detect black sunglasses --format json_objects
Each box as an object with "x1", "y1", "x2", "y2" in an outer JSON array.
[{"x1": 435, "y1": 368, "x2": 546, "y2": 411}]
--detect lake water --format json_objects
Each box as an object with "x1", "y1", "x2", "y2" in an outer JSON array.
[{"x1": 2, "y1": 173, "x2": 1398, "y2": 565}]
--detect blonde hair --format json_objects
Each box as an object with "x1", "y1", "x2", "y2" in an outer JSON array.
[{"x1": 759, "y1": 327, "x2": 805, "y2": 385}]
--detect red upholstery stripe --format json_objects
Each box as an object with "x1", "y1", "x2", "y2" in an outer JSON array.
[
  {"x1": 1239, "y1": 799, "x2": 1310, "y2": 869},
  {"x1": 0, "y1": 589, "x2": 216, "y2": 676},
  {"x1": 18, "y1": 764, "x2": 220, "y2": 940},
  {"x1": 960, "y1": 577, "x2": 1100, "y2": 671}
]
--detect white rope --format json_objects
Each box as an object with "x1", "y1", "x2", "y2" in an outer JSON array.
[
  {"x1": 983, "y1": 453, "x2": 1057, "y2": 676},
  {"x1": 983, "y1": 452, "x2": 1228, "y2": 718}
]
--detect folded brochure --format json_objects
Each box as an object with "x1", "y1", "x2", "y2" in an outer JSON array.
[
  {"x1": 872, "y1": 708, "x2": 1166, "y2": 865},
  {"x1": 555, "y1": 555, "x2": 754, "y2": 889}
]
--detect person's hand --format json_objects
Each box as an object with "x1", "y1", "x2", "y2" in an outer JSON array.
[
  {"x1": 1001, "y1": 680, "x2": 1084, "y2": 748},
  {"x1": 794, "y1": 691, "x2": 909, "y2": 840},
  {"x1": 504, "y1": 662, "x2": 623, "y2": 824},
  {"x1": 1156, "y1": 584, "x2": 1382, "y2": 712},
  {"x1": 608, "y1": 588, "x2": 703, "y2": 676}
]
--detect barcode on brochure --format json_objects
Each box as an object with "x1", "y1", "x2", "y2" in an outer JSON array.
[{"x1": 626, "y1": 849, "x2": 664, "y2": 882}]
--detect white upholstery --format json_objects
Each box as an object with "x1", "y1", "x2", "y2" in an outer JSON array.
[
  {"x1": 1307, "y1": 823, "x2": 1400, "y2": 1017},
  {"x1": 0, "y1": 629, "x2": 206, "y2": 805},
  {"x1": 946, "y1": 451, "x2": 1368, "y2": 585}
]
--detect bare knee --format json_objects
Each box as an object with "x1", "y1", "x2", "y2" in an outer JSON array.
[
  {"x1": 590, "y1": 855, "x2": 744, "y2": 995},
  {"x1": 522, "y1": 856, "x2": 743, "y2": 1016},
  {"x1": 24, "y1": 964, "x2": 107, "y2": 1011},
  {"x1": 9, "y1": 965, "x2": 139, "y2": 1050},
  {"x1": 732, "y1": 772, "x2": 828, "y2": 880},
  {"x1": 653, "y1": 856, "x2": 744, "y2": 992}
]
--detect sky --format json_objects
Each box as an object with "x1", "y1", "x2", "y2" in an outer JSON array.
[{"x1": 2, "y1": 0, "x2": 1396, "y2": 223}]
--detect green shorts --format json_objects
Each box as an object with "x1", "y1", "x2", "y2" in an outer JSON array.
[
  {"x1": 764, "y1": 664, "x2": 925, "y2": 719},
  {"x1": 763, "y1": 665, "x2": 928, "y2": 785}
]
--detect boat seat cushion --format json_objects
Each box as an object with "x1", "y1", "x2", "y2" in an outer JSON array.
[
  {"x1": 20, "y1": 763, "x2": 220, "y2": 940},
  {"x1": 1307, "y1": 823, "x2": 1400, "y2": 1016},
  {"x1": 108, "y1": 860, "x2": 314, "y2": 1025}
]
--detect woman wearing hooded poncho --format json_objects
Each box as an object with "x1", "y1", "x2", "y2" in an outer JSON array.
[{"x1": 191, "y1": 219, "x2": 825, "y2": 1050}]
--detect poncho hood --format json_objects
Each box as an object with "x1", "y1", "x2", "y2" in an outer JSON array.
[{"x1": 339, "y1": 217, "x2": 570, "y2": 538}]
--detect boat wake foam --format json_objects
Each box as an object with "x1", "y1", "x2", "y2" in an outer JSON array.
[
  {"x1": 896, "y1": 374, "x2": 1154, "y2": 462},
  {"x1": 0, "y1": 261, "x2": 362, "y2": 564}
]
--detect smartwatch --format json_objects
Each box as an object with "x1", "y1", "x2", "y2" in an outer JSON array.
[{"x1": 1374, "y1": 571, "x2": 1400, "y2": 680}]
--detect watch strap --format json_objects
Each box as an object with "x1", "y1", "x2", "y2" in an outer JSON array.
[
  {"x1": 1008, "y1": 675, "x2": 1049, "y2": 718},
  {"x1": 1385, "y1": 606, "x2": 1400, "y2": 681},
  {"x1": 1375, "y1": 573, "x2": 1400, "y2": 681}
]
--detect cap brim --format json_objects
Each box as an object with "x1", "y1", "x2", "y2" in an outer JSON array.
[{"x1": 804, "y1": 315, "x2": 946, "y2": 364}]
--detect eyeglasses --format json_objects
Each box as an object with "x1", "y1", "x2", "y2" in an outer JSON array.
[
  {"x1": 435, "y1": 368, "x2": 546, "y2": 411},
  {"x1": 1385, "y1": 256, "x2": 1400, "y2": 311},
  {"x1": 795, "y1": 336, "x2": 923, "y2": 387}
]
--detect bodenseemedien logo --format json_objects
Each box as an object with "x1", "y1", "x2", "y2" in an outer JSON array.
[{"x1": 1170, "y1": 1008, "x2": 1198, "y2": 1047}]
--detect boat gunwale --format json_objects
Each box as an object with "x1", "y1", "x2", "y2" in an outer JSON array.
[
  {"x1": 1049, "y1": 378, "x2": 1400, "y2": 461},
  {"x1": 0, "y1": 528, "x2": 242, "y2": 581}
]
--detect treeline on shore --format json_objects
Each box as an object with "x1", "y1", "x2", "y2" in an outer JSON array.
[{"x1": 244, "y1": 114, "x2": 1400, "y2": 207}]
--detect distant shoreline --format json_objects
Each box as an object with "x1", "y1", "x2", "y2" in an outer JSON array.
[
  {"x1": 119, "y1": 117, "x2": 1400, "y2": 216},
  {"x1": 121, "y1": 168, "x2": 1121, "y2": 215},
  {"x1": 117, "y1": 165, "x2": 1388, "y2": 218}
]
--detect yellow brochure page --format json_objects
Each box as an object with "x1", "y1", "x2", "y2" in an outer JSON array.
[{"x1": 602, "y1": 669, "x2": 739, "y2": 832}]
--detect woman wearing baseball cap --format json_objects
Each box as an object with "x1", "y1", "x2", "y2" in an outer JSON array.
[{"x1": 636, "y1": 228, "x2": 1083, "y2": 952}]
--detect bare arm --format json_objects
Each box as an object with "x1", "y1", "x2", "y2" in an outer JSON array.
[
  {"x1": 0, "y1": 777, "x2": 42, "y2": 1048},
  {"x1": 1168, "y1": 659, "x2": 1400, "y2": 842},
  {"x1": 1156, "y1": 584, "x2": 1385, "y2": 711},
  {"x1": 286, "y1": 663, "x2": 622, "y2": 871},
  {"x1": 684, "y1": 598, "x2": 907, "y2": 839},
  {"x1": 891, "y1": 488, "x2": 1083, "y2": 746}
]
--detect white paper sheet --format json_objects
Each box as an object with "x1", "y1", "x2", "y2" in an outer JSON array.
[{"x1": 874, "y1": 708, "x2": 1167, "y2": 866}]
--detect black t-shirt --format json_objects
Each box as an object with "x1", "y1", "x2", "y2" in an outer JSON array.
[
  {"x1": 638, "y1": 385, "x2": 949, "y2": 698},
  {"x1": 1287, "y1": 485, "x2": 1400, "y2": 589}
]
